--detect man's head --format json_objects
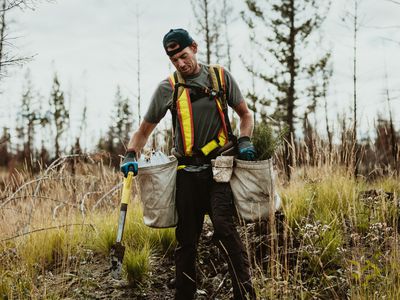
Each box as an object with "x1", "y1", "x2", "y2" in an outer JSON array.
[
  {"x1": 163, "y1": 29, "x2": 194, "y2": 56},
  {"x1": 163, "y1": 28, "x2": 200, "y2": 76}
]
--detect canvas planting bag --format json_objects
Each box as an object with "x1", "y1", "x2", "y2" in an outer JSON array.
[
  {"x1": 137, "y1": 156, "x2": 178, "y2": 228},
  {"x1": 230, "y1": 158, "x2": 281, "y2": 222}
]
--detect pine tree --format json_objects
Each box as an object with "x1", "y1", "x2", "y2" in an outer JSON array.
[
  {"x1": 0, "y1": 127, "x2": 10, "y2": 166},
  {"x1": 98, "y1": 86, "x2": 133, "y2": 166},
  {"x1": 14, "y1": 70, "x2": 42, "y2": 166},
  {"x1": 49, "y1": 74, "x2": 69, "y2": 158}
]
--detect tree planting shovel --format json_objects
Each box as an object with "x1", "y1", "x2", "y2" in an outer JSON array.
[{"x1": 110, "y1": 170, "x2": 134, "y2": 279}]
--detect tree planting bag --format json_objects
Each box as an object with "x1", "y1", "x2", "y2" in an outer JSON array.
[
  {"x1": 230, "y1": 158, "x2": 281, "y2": 222},
  {"x1": 137, "y1": 156, "x2": 178, "y2": 228}
]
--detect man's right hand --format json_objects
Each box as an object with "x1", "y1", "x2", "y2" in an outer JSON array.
[{"x1": 120, "y1": 150, "x2": 138, "y2": 177}]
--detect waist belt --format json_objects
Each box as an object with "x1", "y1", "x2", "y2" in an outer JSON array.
[{"x1": 177, "y1": 155, "x2": 212, "y2": 166}]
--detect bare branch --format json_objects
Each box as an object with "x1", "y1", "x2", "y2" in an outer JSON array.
[
  {"x1": 383, "y1": 0, "x2": 400, "y2": 5},
  {"x1": 0, "y1": 223, "x2": 97, "y2": 242}
]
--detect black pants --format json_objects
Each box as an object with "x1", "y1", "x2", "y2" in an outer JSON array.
[{"x1": 174, "y1": 168, "x2": 256, "y2": 300}]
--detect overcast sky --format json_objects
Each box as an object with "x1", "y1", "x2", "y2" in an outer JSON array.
[{"x1": 1, "y1": 0, "x2": 400, "y2": 150}]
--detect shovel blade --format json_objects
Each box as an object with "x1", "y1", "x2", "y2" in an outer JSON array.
[{"x1": 110, "y1": 242, "x2": 125, "y2": 279}]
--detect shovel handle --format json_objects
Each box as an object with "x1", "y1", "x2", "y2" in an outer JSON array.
[
  {"x1": 115, "y1": 171, "x2": 134, "y2": 243},
  {"x1": 121, "y1": 171, "x2": 134, "y2": 205}
]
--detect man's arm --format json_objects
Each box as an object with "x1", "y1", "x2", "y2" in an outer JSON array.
[
  {"x1": 233, "y1": 101, "x2": 254, "y2": 138},
  {"x1": 127, "y1": 120, "x2": 158, "y2": 156},
  {"x1": 233, "y1": 100, "x2": 257, "y2": 160}
]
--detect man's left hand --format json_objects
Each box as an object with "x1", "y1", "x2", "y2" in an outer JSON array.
[{"x1": 237, "y1": 136, "x2": 257, "y2": 161}]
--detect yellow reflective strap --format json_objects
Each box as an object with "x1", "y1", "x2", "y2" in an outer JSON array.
[
  {"x1": 201, "y1": 139, "x2": 219, "y2": 156},
  {"x1": 215, "y1": 98, "x2": 223, "y2": 111},
  {"x1": 121, "y1": 171, "x2": 133, "y2": 205},
  {"x1": 177, "y1": 165, "x2": 186, "y2": 170},
  {"x1": 217, "y1": 129, "x2": 227, "y2": 147},
  {"x1": 214, "y1": 99, "x2": 228, "y2": 146},
  {"x1": 168, "y1": 74, "x2": 176, "y2": 86},
  {"x1": 177, "y1": 89, "x2": 194, "y2": 156},
  {"x1": 218, "y1": 66, "x2": 226, "y2": 92},
  {"x1": 209, "y1": 64, "x2": 220, "y2": 93}
]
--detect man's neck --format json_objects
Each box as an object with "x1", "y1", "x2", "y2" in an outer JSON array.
[
  {"x1": 193, "y1": 63, "x2": 201, "y2": 74},
  {"x1": 182, "y1": 63, "x2": 201, "y2": 79}
]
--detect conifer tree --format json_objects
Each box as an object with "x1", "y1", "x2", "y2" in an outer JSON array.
[
  {"x1": 242, "y1": 0, "x2": 331, "y2": 180},
  {"x1": 49, "y1": 74, "x2": 69, "y2": 158},
  {"x1": 98, "y1": 86, "x2": 132, "y2": 165},
  {"x1": 14, "y1": 70, "x2": 41, "y2": 165},
  {"x1": 0, "y1": 127, "x2": 10, "y2": 166}
]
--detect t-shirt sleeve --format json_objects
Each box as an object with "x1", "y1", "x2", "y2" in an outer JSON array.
[
  {"x1": 144, "y1": 78, "x2": 173, "y2": 124},
  {"x1": 224, "y1": 68, "x2": 244, "y2": 108}
]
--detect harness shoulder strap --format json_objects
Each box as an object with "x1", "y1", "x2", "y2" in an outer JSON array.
[
  {"x1": 208, "y1": 64, "x2": 236, "y2": 142},
  {"x1": 168, "y1": 72, "x2": 186, "y2": 151},
  {"x1": 171, "y1": 71, "x2": 186, "y2": 110},
  {"x1": 208, "y1": 64, "x2": 227, "y2": 109}
]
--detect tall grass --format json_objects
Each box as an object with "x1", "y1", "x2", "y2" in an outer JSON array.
[
  {"x1": 0, "y1": 158, "x2": 175, "y2": 299},
  {"x1": 250, "y1": 165, "x2": 400, "y2": 299},
  {"x1": 1, "y1": 155, "x2": 399, "y2": 299}
]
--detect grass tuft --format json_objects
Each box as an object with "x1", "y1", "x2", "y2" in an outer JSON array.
[{"x1": 124, "y1": 243, "x2": 151, "y2": 286}]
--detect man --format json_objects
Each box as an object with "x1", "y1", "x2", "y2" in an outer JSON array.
[{"x1": 121, "y1": 28, "x2": 257, "y2": 300}]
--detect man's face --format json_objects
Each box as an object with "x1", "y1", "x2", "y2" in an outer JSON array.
[{"x1": 168, "y1": 43, "x2": 199, "y2": 76}]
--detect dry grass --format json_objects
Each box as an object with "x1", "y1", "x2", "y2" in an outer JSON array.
[
  {"x1": 0, "y1": 156, "x2": 175, "y2": 299},
  {"x1": 0, "y1": 155, "x2": 399, "y2": 299}
]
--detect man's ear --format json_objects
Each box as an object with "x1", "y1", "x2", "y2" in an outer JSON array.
[{"x1": 190, "y1": 42, "x2": 198, "y2": 54}]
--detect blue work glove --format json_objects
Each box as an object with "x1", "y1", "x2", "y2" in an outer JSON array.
[
  {"x1": 120, "y1": 150, "x2": 138, "y2": 177},
  {"x1": 237, "y1": 136, "x2": 257, "y2": 161}
]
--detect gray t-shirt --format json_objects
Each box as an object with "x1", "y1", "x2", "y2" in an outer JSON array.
[{"x1": 144, "y1": 64, "x2": 244, "y2": 155}]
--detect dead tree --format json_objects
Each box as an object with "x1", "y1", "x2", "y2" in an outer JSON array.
[
  {"x1": 0, "y1": 0, "x2": 37, "y2": 82},
  {"x1": 341, "y1": 0, "x2": 365, "y2": 176}
]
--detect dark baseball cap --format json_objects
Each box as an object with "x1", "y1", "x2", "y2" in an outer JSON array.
[{"x1": 163, "y1": 28, "x2": 194, "y2": 57}]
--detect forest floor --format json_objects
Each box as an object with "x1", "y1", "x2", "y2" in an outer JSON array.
[
  {"x1": 1, "y1": 164, "x2": 400, "y2": 299},
  {"x1": 38, "y1": 221, "x2": 236, "y2": 300}
]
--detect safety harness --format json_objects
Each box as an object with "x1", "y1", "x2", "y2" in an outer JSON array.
[{"x1": 168, "y1": 65, "x2": 235, "y2": 158}]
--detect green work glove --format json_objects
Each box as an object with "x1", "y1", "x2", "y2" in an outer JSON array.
[
  {"x1": 237, "y1": 136, "x2": 257, "y2": 161},
  {"x1": 120, "y1": 150, "x2": 138, "y2": 177}
]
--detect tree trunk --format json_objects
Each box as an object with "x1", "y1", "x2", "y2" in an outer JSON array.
[
  {"x1": 0, "y1": 0, "x2": 6, "y2": 77},
  {"x1": 285, "y1": 0, "x2": 296, "y2": 181},
  {"x1": 352, "y1": 0, "x2": 358, "y2": 177},
  {"x1": 203, "y1": 0, "x2": 211, "y2": 64}
]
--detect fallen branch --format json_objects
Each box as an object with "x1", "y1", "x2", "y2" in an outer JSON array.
[
  {"x1": 0, "y1": 223, "x2": 96, "y2": 242},
  {"x1": 27, "y1": 154, "x2": 93, "y2": 229},
  {"x1": 1, "y1": 195, "x2": 78, "y2": 208}
]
